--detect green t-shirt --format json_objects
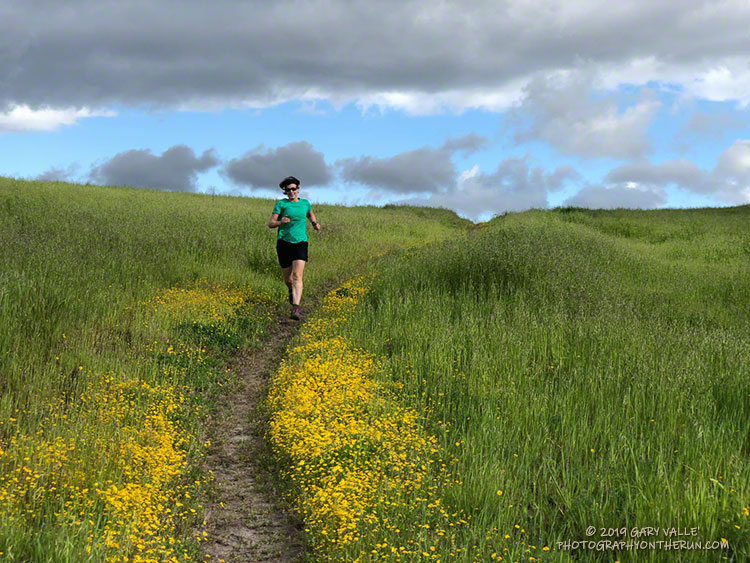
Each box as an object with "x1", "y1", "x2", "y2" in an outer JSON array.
[{"x1": 272, "y1": 198, "x2": 312, "y2": 243}]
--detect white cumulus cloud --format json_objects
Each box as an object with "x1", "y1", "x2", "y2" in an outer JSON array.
[
  {"x1": 0, "y1": 105, "x2": 115, "y2": 133},
  {"x1": 512, "y1": 72, "x2": 660, "y2": 159}
]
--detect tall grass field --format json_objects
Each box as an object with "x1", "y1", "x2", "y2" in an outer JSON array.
[
  {"x1": 324, "y1": 206, "x2": 750, "y2": 562},
  {"x1": 1, "y1": 175, "x2": 748, "y2": 562},
  {"x1": 0, "y1": 177, "x2": 467, "y2": 562}
]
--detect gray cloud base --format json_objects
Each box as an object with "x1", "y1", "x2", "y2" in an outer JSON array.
[
  {"x1": 89, "y1": 145, "x2": 218, "y2": 191},
  {"x1": 5, "y1": 2, "x2": 750, "y2": 109},
  {"x1": 563, "y1": 185, "x2": 666, "y2": 209},
  {"x1": 605, "y1": 159, "x2": 711, "y2": 193},
  {"x1": 604, "y1": 141, "x2": 750, "y2": 204},
  {"x1": 678, "y1": 111, "x2": 747, "y2": 141},
  {"x1": 392, "y1": 157, "x2": 580, "y2": 219},
  {"x1": 223, "y1": 142, "x2": 332, "y2": 189},
  {"x1": 337, "y1": 134, "x2": 488, "y2": 194},
  {"x1": 34, "y1": 164, "x2": 80, "y2": 183},
  {"x1": 338, "y1": 149, "x2": 455, "y2": 194},
  {"x1": 439, "y1": 133, "x2": 488, "y2": 156},
  {"x1": 38, "y1": 131, "x2": 750, "y2": 218}
]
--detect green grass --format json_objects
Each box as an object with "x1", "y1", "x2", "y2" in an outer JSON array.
[
  {"x1": 0, "y1": 178, "x2": 467, "y2": 414},
  {"x1": 4, "y1": 174, "x2": 749, "y2": 562},
  {"x1": 335, "y1": 206, "x2": 750, "y2": 561},
  {"x1": 0, "y1": 177, "x2": 468, "y2": 562}
]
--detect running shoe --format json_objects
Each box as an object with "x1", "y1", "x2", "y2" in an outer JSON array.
[{"x1": 290, "y1": 306, "x2": 300, "y2": 320}]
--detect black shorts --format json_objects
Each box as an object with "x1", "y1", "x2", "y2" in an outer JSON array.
[{"x1": 276, "y1": 239, "x2": 308, "y2": 268}]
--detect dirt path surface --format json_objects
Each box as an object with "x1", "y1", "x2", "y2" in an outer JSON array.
[{"x1": 202, "y1": 313, "x2": 305, "y2": 563}]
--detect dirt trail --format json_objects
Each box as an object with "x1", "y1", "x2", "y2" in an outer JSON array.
[{"x1": 202, "y1": 312, "x2": 305, "y2": 563}]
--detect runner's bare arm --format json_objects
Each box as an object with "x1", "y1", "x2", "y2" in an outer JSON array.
[
  {"x1": 307, "y1": 210, "x2": 321, "y2": 231},
  {"x1": 268, "y1": 213, "x2": 290, "y2": 228}
]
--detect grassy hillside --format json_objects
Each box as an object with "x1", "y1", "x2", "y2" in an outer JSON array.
[
  {"x1": 0, "y1": 177, "x2": 469, "y2": 562},
  {"x1": 328, "y1": 206, "x2": 750, "y2": 561},
  {"x1": 4, "y1": 175, "x2": 748, "y2": 562}
]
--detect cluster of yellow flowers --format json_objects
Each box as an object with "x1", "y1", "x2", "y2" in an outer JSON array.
[
  {"x1": 87, "y1": 377, "x2": 194, "y2": 561},
  {"x1": 0, "y1": 373, "x2": 204, "y2": 562},
  {"x1": 146, "y1": 281, "x2": 264, "y2": 324},
  {"x1": 266, "y1": 279, "x2": 464, "y2": 561},
  {"x1": 1, "y1": 280, "x2": 265, "y2": 562}
]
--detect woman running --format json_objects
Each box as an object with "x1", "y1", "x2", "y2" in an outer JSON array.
[{"x1": 268, "y1": 175, "x2": 321, "y2": 320}]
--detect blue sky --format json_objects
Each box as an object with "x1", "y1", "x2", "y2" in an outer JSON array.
[{"x1": 3, "y1": 1, "x2": 750, "y2": 220}]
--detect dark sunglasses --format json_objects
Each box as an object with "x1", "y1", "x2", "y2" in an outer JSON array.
[{"x1": 284, "y1": 186, "x2": 299, "y2": 192}]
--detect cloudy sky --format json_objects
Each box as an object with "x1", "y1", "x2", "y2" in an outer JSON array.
[{"x1": 3, "y1": 0, "x2": 750, "y2": 220}]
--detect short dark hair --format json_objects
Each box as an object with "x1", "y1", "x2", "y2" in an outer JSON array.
[{"x1": 279, "y1": 176, "x2": 301, "y2": 190}]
